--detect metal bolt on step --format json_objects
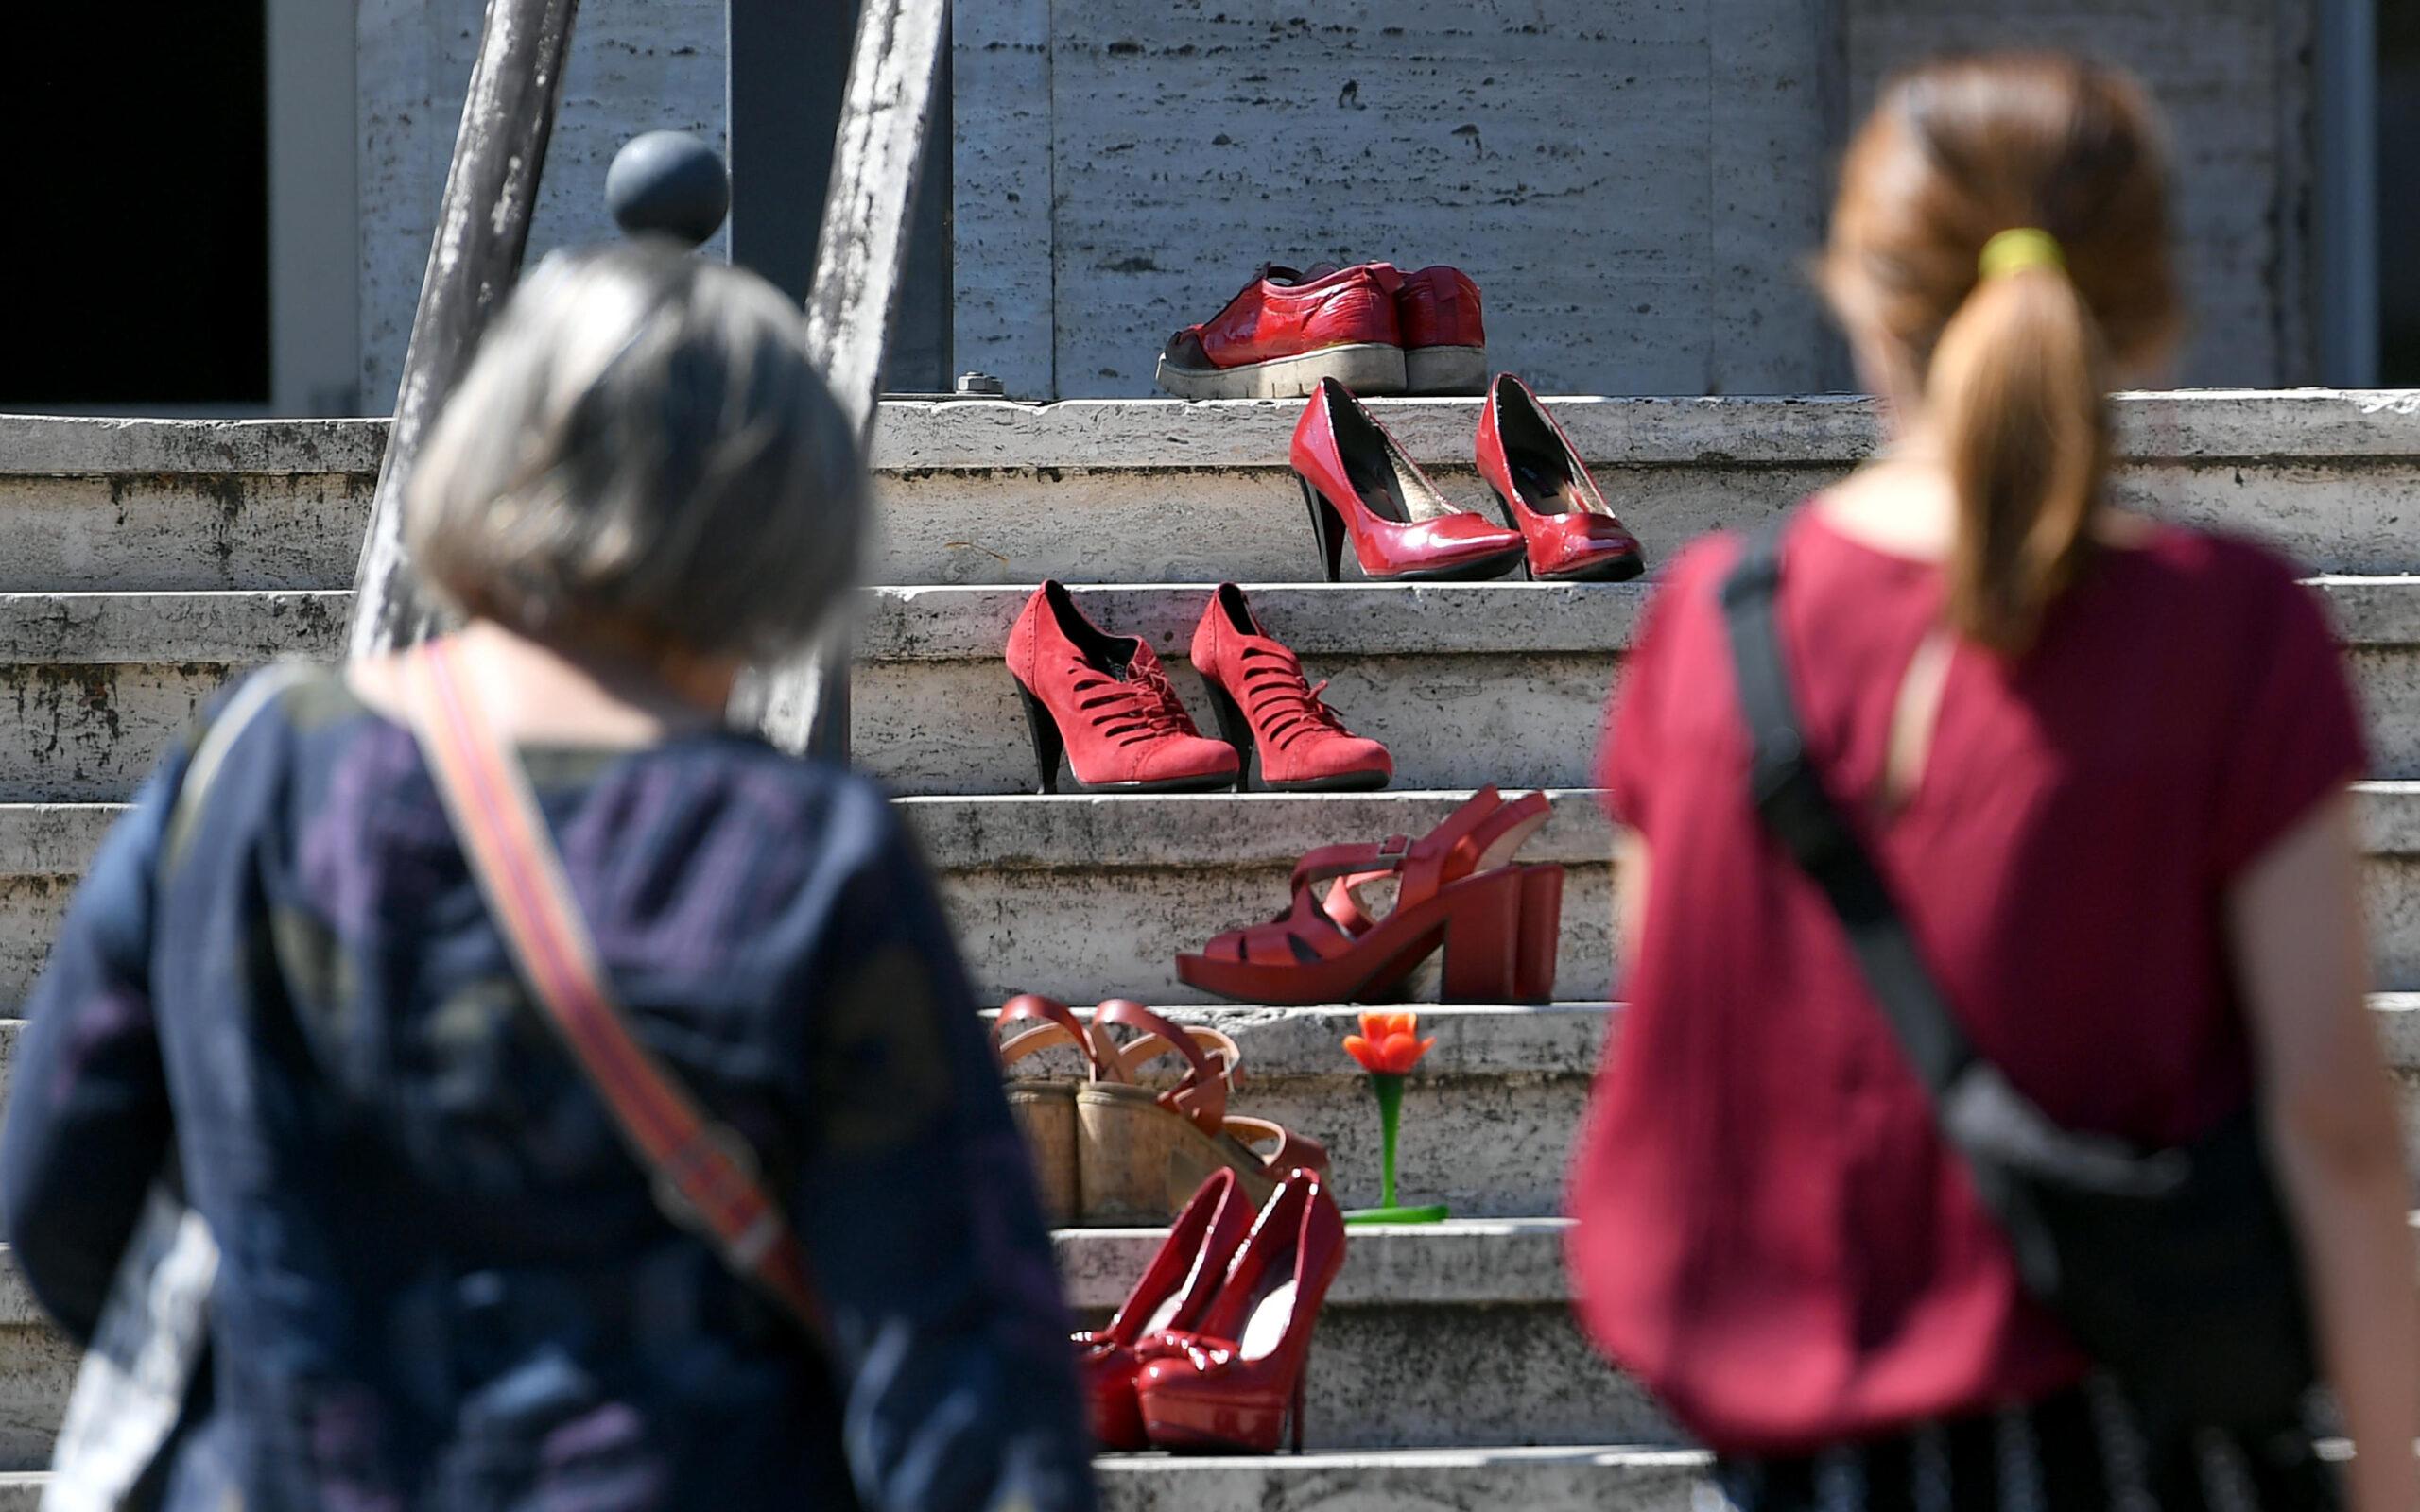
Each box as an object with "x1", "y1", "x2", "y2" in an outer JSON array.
[{"x1": 954, "y1": 371, "x2": 1006, "y2": 397}]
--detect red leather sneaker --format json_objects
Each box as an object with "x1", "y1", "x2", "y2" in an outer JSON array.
[
  {"x1": 1290, "y1": 377, "x2": 1527, "y2": 582},
  {"x1": 1477, "y1": 374, "x2": 1646, "y2": 582},
  {"x1": 1190, "y1": 584, "x2": 1392, "y2": 793},
  {"x1": 1156, "y1": 264, "x2": 1408, "y2": 401},
  {"x1": 1006, "y1": 581, "x2": 1239, "y2": 794},
  {"x1": 1398, "y1": 265, "x2": 1488, "y2": 395}
]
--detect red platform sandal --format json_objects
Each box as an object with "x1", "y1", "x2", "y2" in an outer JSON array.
[
  {"x1": 1476, "y1": 374, "x2": 1647, "y2": 582},
  {"x1": 1176, "y1": 787, "x2": 1564, "y2": 1005},
  {"x1": 1135, "y1": 1168, "x2": 1348, "y2": 1454}
]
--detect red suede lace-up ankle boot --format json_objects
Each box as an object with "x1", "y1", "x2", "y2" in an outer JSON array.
[
  {"x1": 1398, "y1": 265, "x2": 1488, "y2": 395},
  {"x1": 1189, "y1": 584, "x2": 1391, "y2": 793},
  {"x1": 1477, "y1": 374, "x2": 1647, "y2": 582},
  {"x1": 1156, "y1": 264, "x2": 1408, "y2": 401},
  {"x1": 1290, "y1": 377, "x2": 1528, "y2": 582},
  {"x1": 1006, "y1": 582, "x2": 1239, "y2": 794}
]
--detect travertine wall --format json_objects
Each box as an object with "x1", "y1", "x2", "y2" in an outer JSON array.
[
  {"x1": 348, "y1": 1, "x2": 2319, "y2": 405},
  {"x1": 356, "y1": 0, "x2": 729, "y2": 409},
  {"x1": 956, "y1": 0, "x2": 2319, "y2": 399}
]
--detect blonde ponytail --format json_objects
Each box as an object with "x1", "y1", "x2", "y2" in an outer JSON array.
[{"x1": 1926, "y1": 264, "x2": 2111, "y2": 656}]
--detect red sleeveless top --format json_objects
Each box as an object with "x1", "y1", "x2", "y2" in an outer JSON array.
[{"x1": 1566, "y1": 512, "x2": 2364, "y2": 1453}]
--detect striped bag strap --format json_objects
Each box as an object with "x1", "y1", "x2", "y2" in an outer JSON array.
[{"x1": 403, "y1": 640, "x2": 830, "y2": 1349}]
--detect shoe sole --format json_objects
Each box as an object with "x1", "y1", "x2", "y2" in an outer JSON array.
[
  {"x1": 1064, "y1": 771, "x2": 1239, "y2": 795},
  {"x1": 1259, "y1": 769, "x2": 1393, "y2": 794},
  {"x1": 1156, "y1": 342, "x2": 1408, "y2": 401},
  {"x1": 1537, "y1": 551, "x2": 1647, "y2": 584},
  {"x1": 1369, "y1": 545, "x2": 1529, "y2": 583},
  {"x1": 1404, "y1": 344, "x2": 1488, "y2": 395}
]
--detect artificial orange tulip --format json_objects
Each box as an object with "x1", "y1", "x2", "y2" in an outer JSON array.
[{"x1": 1342, "y1": 1008, "x2": 1436, "y2": 1076}]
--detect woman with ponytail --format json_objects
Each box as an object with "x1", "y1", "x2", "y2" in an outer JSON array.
[{"x1": 1568, "y1": 53, "x2": 2416, "y2": 1512}]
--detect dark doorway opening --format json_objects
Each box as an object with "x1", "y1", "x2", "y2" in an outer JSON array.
[
  {"x1": 2381, "y1": 7, "x2": 2420, "y2": 385},
  {"x1": 0, "y1": 3, "x2": 269, "y2": 406}
]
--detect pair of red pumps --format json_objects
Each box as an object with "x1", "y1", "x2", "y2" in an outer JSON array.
[
  {"x1": 1294, "y1": 374, "x2": 1649, "y2": 584},
  {"x1": 1178, "y1": 786, "x2": 1564, "y2": 1005},
  {"x1": 1078, "y1": 1166, "x2": 1346, "y2": 1454},
  {"x1": 1156, "y1": 261, "x2": 1485, "y2": 400},
  {"x1": 1006, "y1": 581, "x2": 1393, "y2": 795}
]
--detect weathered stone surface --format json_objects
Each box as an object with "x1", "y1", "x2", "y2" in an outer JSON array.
[
  {"x1": 0, "y1": 1447, "x2": 1717, "y2": 1507},
  {"x1": 354, "y1": 0, "x2": 730, "y2": 407},
  {"x1": 1847, "y1": 0, "x2": 2309, "y2": 385},
  {"x1": 0, "y1": 475, "x2": 372, "y2": 595},
  {"x1": 1093, "y1": 1447, "x2": 1708, "y2": 1512}
]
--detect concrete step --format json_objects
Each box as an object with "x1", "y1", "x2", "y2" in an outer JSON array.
[
  {"x1": 2, "y1": 998, "x2": 2413, "y2": 1222},
  {"x1": 9, "y1": 787, "x2": 2420, "y2": 1010},
  {"x1": 0, "y1": 1450, "x2": 1714, "y2": 1510},
  {"x1": 0, "y1": 1225, "x2": 1670, "y2": 1465},
  {"x1": 1004, "y1": 1000, "x2": 2420, "y2": 1218},
  {"x1": 5, "y1": 576, "x2": 2420, "y2": 801},
  {"x1": 5, "y1": 392, "x2": 2417, "y2": 591}
]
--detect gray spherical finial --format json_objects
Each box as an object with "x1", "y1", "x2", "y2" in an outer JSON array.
[{"x1": 606, "y1": 131, "x2": 730, "y2": 247}]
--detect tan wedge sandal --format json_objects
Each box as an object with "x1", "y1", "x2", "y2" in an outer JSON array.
[
  {"x1": 1075, "y1": 999, "x2": 1330, "y2": 1226},
  {"x1": 994, "y1": 994, "x2": 1095, "y2": 1227}
]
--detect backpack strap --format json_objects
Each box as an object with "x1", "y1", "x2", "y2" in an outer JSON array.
[
  {"x1": 402, "y1": 640, "x2": 831, "y2": 1349},
  {"x1": 1718, "y1": 526, "x2": 2169, "y2": 1197}
]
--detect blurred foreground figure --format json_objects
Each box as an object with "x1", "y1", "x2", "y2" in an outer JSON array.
[
  {"x1": 3, "y1": 243, "x2": 1098, "y2": 1512},
  {"x1": 1568, "y1": 53, "x2": 2418, "y2": 1512}
]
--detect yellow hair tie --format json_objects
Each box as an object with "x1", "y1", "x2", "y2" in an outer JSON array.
[{"x1": 1979, "y1": 227, "x2": 2064, "y2": 280}]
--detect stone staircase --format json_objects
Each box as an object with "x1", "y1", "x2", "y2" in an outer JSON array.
[{"x1": 0, "y1": 391, "x2": 2417, "y2": 1507}]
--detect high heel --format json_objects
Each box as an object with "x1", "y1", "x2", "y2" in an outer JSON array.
[
  {"x1": 1014, "y1": 681, "x2": 1065, "y2": 795},
  {"x1": 1190, "y1": 584, "x2": 1392, "y2": 794},
  {"x1": 1289, "y1": 377, "x2": 1527, "y2": 581},
  {"x1": 1004, "y1": 581, "x2": 1239, "y2": 794},
  {"x1": 1476, "y1": 373, "x2": 1647, "y2": 582},
  {"x1": 1136, "y1": 1168, "x2": 1348, "y2": 1454},
  {"x1": 1179, "y1": 787, "x2": 1564, "y2": 1005},
  {"x1": 1297, "y1": 476, "x2": 1347, "y2": 584},
  {"x1": 1073, "y1": 1168, "x2": 1256, "y2": 1450}
]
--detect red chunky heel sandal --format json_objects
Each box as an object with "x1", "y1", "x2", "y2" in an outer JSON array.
[
  {"x1": 1135, "y1": 1168, "x2": 1347, "y2": 1454},
  {"x1": 1006, "y1": 581, "x2": 1239, "y2": 794},
  {"x1": 1290, "y1": 377, "x2": 1527, "y2": 583},
  {"x1": 1176, "y1": 787, "x2": 1564, "y2": 1005},
  {"x1": 1190, "y1": 583, "x2": 1392, "y2": 793}
]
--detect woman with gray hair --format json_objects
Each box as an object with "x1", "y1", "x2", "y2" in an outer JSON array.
[{"x1": 1, "y1": 242, "x2": 1098, "y2": 1512}]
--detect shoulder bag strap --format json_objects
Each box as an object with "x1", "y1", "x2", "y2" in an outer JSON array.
[
  {"x1": 402, "y1": 640, "x2": 833, "y2": 1349},
  {"x1": 1718, "y1": 527, "x2": 2173, "y2": 1195}
]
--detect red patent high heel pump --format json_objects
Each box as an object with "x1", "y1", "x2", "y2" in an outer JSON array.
[
  {"x1": 1290, "y1": 377, "x2": 1528, "y2": 582},
  {"x1": 1073, "y1": 1168, "x2": 1256, "y2": 1451},
  {"x1": 1176, "y1": 787, "x2": 1564, "y2": 1005},
  {"x1": 1476, "y1": 374, "x2": 1647, "y2": 582},
  {"x1": 1135, "y1": 1168, "x2": 1347, "y2": 1454}
]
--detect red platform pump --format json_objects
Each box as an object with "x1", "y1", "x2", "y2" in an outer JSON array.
[
  {"x1": 1290, "y1": 377, "x2": 1528, "y2": 582},
  {"x1": 1134, "y1": 1168, "x2": 1347, "y2": 1454},
  {"x1": 1476, "y1": 374, "x2": 1647, "y2": 582},
  {"x1": 1176, "y1": 786, "x2": 1564, "y2": 1005},
  {"x1": 1073, "y1": 1168, "x2": 1256, "y2": 1451}
]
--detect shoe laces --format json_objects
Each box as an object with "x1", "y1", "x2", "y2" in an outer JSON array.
[
  {"x1": 1238, "y1": 647, "x2": 1351, "y2": 751},
  {"x1": 1075, "y1": 657, "x2": 1196, "y2": 747}
]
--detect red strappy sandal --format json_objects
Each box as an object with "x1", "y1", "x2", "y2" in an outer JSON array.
[
  {"x1": 1175, "y1": 787, "x2": 1564, "y2": 1005},
  {"x1": 1073, "y1": 999, "x2": 1330, "y2": 1226}
]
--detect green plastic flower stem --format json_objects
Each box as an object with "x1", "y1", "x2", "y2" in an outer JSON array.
[{"x1": 1371, "y1": 1072, "x2": 1405, "y2": 1211}]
